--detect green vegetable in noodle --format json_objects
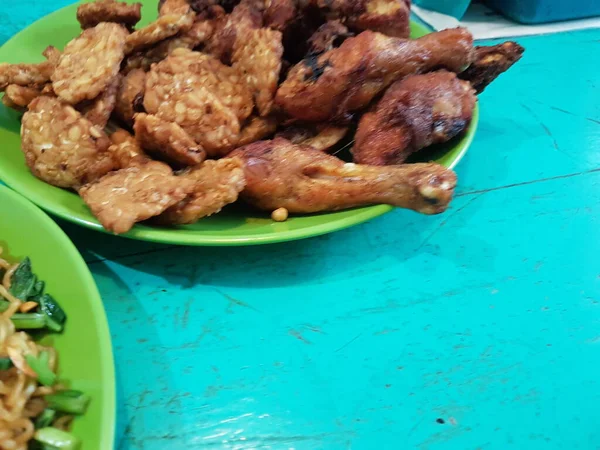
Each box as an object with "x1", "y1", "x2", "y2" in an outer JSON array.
[
  {"x1": 26, "y1": 351, "x2": 57, "y2": 386},
  {"x1": 45, "y1": 390, "x2": 90, "y2": 415},
  {"x1": 9, "y1": 312, "x2": 47, "y2": 329},
  {"x1": 0, "y1": 357, "x2": 13, "y2": 370},
  {"x1": 35, "y1": 409, "x2": 57, "y2": 429},
  {"x1": 40, "y1": 294, "x2": 66, "y2": 332},
  {"x1": 34, "y1": 427, "x2": 80, "y2": 450},
  {"x1": 8, "y1": 257, "x2": 39, "y2": 300}
]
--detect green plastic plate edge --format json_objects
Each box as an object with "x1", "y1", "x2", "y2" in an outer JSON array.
[
  {"x1": 0, "y1": 2, "x2": 479, "y2": 246},
  {"x1": 0, "y1": 184, "x2": 116, "y2": 450}
]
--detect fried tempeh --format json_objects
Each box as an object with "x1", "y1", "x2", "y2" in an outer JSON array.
[
  {"x1": 0, "y1": 62, "x2": 53, "y2": 91},
  {"x1": 115, "y1": 69, "x2": 146, "y2": 125},
  {"x1": 80, "y1": 74, "x2": 122, "y2": 128},
  {"x1": 77, "y1": 0, "x2": 142, "y2": 29},
  {"x1": 125, "y1": 10, "x2": 195, "y2": 55},
  {"x1": 3, "y1": 84, "x2": 43, "y2": 109}
]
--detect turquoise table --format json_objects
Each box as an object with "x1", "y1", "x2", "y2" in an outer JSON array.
[{"x1": 4, "y1": 4, "x2": 600, "y2": 449}]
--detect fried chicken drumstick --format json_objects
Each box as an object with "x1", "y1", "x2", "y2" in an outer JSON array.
[
  {"x1": 276, "y1": 27, "x2": 474, "y2": 122},
  {"x1": 353, "y1": 70, "x2": 476, "y2": 165},
  {"x1": 230, "y1": 138, "x2": 457, "y2": 214}
]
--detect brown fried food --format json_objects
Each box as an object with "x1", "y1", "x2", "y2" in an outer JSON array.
[
  {"x1": 307, "y1": 21, "x2": 353, "y2": 55},
  {"x1": 80, "y1": 74, "x2": 121, "y2": 128},
  {"x1": 77, "y1": 0, "x2": 142, "y2": 29},
  {"x1": 109, "y1": 128, "x2": 149, "y2": 168},
  {"x1": 42, "y1": 46, "x2": 61, "y2": 65},
  {"x1": 459, "y1": 41, "x2": 525, "y2": 94},
  {"x1": 277, "y1": 124, "x2": 349, "y2": 151},
  {"x1": 339, "y1": 0, "x2": 410, "y2": 38},
  {"x1": 3, "y1": 85, "x2": 43, "y2": 109},
  {"x1": 276, "y1": 27, "x2": 475, "y2": 122},
  {"x1": 231, "y1": 138, "x2": 457, "y2": 214},
  {"x1": 79, "y1": 161, "x2": 194, "y2": 234},
  {"x1": 232, "y1": 28, "x2": 283, "y2": 116},
  {"x1": 125, "y1": 10, "x2": 195, "y2": 55},
  {"x1": 0, "y1": 62, "x2": 53, "y2": 91},
  {"x1": 160, "y1": 0, "x2": 194, "y2": 15},
  {"x1": 204, "y1": 0, "x2": 263, "y2": 64},
  {"x1": 133, "y1": 113, "x2": 206, "y2": 166},
  {"x1": 264, "y1": 0, "x2": 296, "y2": 32},
  {"x1": 52, "y1": 23, "x2": 128, "y2": 104},
  {"x1": 115, "y1": 69, "x2": 146, "y2": 125},
  {"x1": 157, "y1": 158, "x2": 246, "y2": 224},
  {"x1": 353, "y1": 70, "x2": 476, "y2": 165},
  {"x1": 144, "y1": 49, "x2": 250, "y2": 155},
  {"x1": 21, "y1": 96, "x2": 115, "y2": 188},
  {"x1": 237, "y1": 115, "x2": 278, "y2": 146}
]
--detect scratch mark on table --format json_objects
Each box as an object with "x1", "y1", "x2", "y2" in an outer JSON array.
[
  {"x1": 215, "y1": 288, "x2": 260, "y2": 313},
  {"x1": 335, "y1": 333, "x2": 362, "y2": 353},
  {"x1": 289, "y1": 329, "x2": 312, "y2": 344},
  {"x1": 520, "y1": 103, "x2": 572, "y2": 159}
]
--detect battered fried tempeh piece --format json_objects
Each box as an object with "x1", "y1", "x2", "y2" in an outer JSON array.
[
  {"x1": 276, "y1": 27, "x2": 474, "y2": 122},
  {"x1": 276, "y1": 124, "x2": 349, "y2": 151},
  {"x1": 115, "y1": 69, "x2": 146, "y2": 125},
  {"x1": 125, "y1": 10, "x2": 195, "y2": 55},
  {"x1": 79, "y1": 161, "x2": 194, "y2": 234},
  {"x1": 231, "y1": 138, "x2": 457, "y2": 214},
  {"x1": 42, "y1": 46, "x2": 61, "y2": 65},
  {"x1": 157, "y1": 158, "x2": 246, "y2": 224},
  {"x1": 80, "y1": 74, "x2": 122, "y2": 128},
  {"x1": 459, "y1": 41, "x2": 525, "y2": 94},
  {"x1": 3, "y1": 84, "x2": 43, "y2": 109},
  {"x1": 160, "y1": 0, "x2": 193, "y2": 15},
  {"x1": 109, "y1": 128, "x2": 149, "y2": 168},
  {"x1": 134, "y1": 113, "x2": 206, "y2": 166},
  {"x1": 237, "y1": 115, "x2": 278, "y2": 146},
  {"x1": 21, "y1": 96, "x2": 116, "y2": 188},
  {"x1": 353, "y1": 71, "x2": 476, "y2": 165},
  {"x1": 307, "y1": 21, "x2": 353, "y2": 55},
  {"x1": 0, "y1": 62, "x2": 53, "y2": 91},
  {"x1": 77, "y1": 0, "x2": 142, "y2": 29},
  {"x1": 51, "y1": 23, "x2": 128, "y2": 104},
  {"x1": 232, "y1": 28, "x2": 283, "y2": 116}
]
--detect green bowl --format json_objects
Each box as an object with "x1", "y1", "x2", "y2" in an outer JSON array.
[
  {"x1": 0, "y1": 185, "x2": 115, "y2": 449},
  {"x1": 0, "y1": 1, "x2": 479, "y2": 246}
]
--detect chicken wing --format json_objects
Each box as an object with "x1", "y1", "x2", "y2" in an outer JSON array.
[
  {"x1": 21, "y1": 96, "x2": 116, "y2": 188},
  {"x1": 79, "y1": 161, "x2": 194, "y2": 234},
  {"x1": 459, "y1": 41, "x2": 525, "y2": 94},
  {"x1": 276, "y1": 27, "x2": 474, "y2": 122},
  {"x1": 157, "y1": 158, "x2": 246, "y2": 224},
  {"x1": 230, "y1": 138, "x2": 456, "y2": 214},
  {"x1": 353, "y1": 70, "x2": 476, "y2": 165},
  {"x1": 77, "y1": 0, "x2": 142, "y2": 30}
]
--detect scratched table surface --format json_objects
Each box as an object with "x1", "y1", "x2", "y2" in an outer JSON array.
[{"x1": 3, "y1": 3, "x2": 600, "y2": 450}]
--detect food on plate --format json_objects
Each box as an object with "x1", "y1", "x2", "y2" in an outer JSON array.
[
  {"x1": 353, "y1": 70, "x2": 477, "y2": 165},
  {"x1": 230, "y1": 138, "x2": 456, "y2": 214},
  {"x1": 0, "y1": 0, "x2": 525, "y2": 234},
  {"x1": 0, "y1": 250, "x2": 90, "y2": 450}
]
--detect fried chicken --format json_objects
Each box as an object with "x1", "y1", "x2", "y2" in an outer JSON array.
[
  {"x1": 157, "y1": 158, "x2": 246, "y2": 224},
  {"x1": 133, "y1": 113, "x2": 206, "y2": 166},
  {"x1": 307, "y1": 21, "x2": 354, "y2": 55},
  {"x1": 459, "y1": 41, "x2": 525, "y2": 94},
  {"x1": 79, "y1": 161, "x2": 194, "y2": 234},
  {"x1": 264, "y1": 0, "x2": 297, "y2": 31},
  {"x1": 276, "y1": 124, "x2": 349, "y2": 151},
  {"x1": 52, "y1": 23, "x2": 128, "y2": 104},
  {"x1": 77, "y1": 0, "x2": 142, "y2": 30},
  {"x1": 276, "y1": 27, "x2": 474, "y2": 122},
  {"x1": 237, "y1": 115, "x2": 278, "y2": 146},
  {"x1": 21, "y1": 96, "x2": 116, "y2": 188},
  {"x1": 230, "y1": 138, "x2": 456, "y2": 214},
  {"x1": 353, "y1": 70, "x2": 476, "y2": 165}
]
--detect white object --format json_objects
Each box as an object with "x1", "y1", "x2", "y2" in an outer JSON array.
[{"x1": 412, "y1": 3, "x2": 600, "y2": 40}]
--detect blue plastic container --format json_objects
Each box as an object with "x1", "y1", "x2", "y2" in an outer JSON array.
[{"x1": 484, "y1": 0, "x2": 600, "y2": 24}]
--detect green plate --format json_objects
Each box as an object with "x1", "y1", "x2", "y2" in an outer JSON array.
[
  {"x1": 0, "y1": 184, "x2": 115, "y2": 449},
  {"x1": 0, "y1": 1, "x2": 479, "y2": 246}
]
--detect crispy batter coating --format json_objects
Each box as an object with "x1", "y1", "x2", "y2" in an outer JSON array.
[
  {"x1": 51, "y1": 23, "x2": 128, "y2": 104},
  {"x1": 42, "y1": 46, "x2": 61, "y2": 65},
  {"x1": 133, "y1": 113, "x2": 206, "y2": 166},
  {"x1": 264, "y1": 0, "x2": 296, "y2": 31},
  {"x1": 231, "y1": 138, "x2": 457, "y2": 214},
  {"x1": 157, "y1": 158, "x2": 246, "y2": 224},
  {"x1": 115, "y1": 69, "x2": 146, "y2": 125},
  {"x1": 232, "y1": 28, "x2": 283, "y2": 117},
  {"x1": 21, "y1": 96, "x2": 116, "y2": 188},
  {"x1": 160, "y1": 0, "x2": 194, "y2": 15},
  {"x1": 459, "y1": 41, "x2": 525, "y2": 94},
  {"x1": 109, "y1": 128, "x2": 150, "y2": 168},
  {"x1": 307, "y1": 21, "x2": 353, "y2": 55},
  {"x1": 276, "y1": 28, "x2": 474, "y2": 122},
  {"x1": 277, "y1": 124, "x2": 349, "y2": 151},
  {"x1": 144, "y1": 49, "x2": 251, "y2": 155},
  {"x1": 237, "y1": 115, "x2": 278, "y2": 146},
  {"x1": 79, "y1": 161, "x2": 194, "y2": 234},
  {"x1": 125, "y1": 10, "x2": 195, "y2": 55},
  {"x1": 77, "y1": 0, "x2": 142, "y2": 29},
  {"x1": 0, "y1": 62, "x2": 53, "y2": 91},
  {"x1": 353, "y1": 70, "x2": 476, "y2": 165},
  {"x1": 80, "y1": 74, "x2": 121, "y2": 128},
  {"x1": 3, "y1": 84, "x2": 43, "y2": 108}
]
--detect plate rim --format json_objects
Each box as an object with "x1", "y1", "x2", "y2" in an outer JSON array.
[
  {"x1": 0, "y1": 184, "x2": 117, "y2": 449},
  {"x1": 0, "y1": 4, "x2": 479, "y2": 246}
]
